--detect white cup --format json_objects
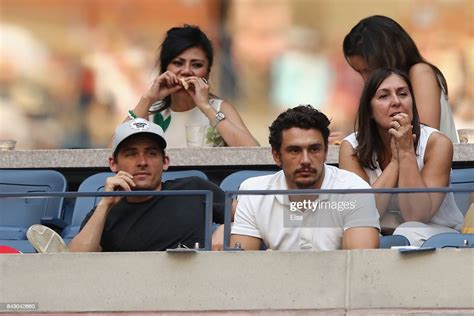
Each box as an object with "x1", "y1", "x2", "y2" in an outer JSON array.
[
  {"x1": 458, "y1": 129, "x2": 474, "y2": 144},
  {"x1": 0, "y1": 140, "x2": 16, "y2": 151},
  {"x1": 185, "y1": 125, "x2": 206, "y2": 147}
]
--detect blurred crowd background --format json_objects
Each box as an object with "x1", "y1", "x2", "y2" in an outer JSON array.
[{"x1": 1, "y1": 0, "x2": 472, "y2": 149}]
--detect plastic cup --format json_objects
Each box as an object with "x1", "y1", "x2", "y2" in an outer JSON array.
[
  {"x1": 0, "y1": 140, "x2": 16, "y2": 151},
  {"x1": 458, "y1": 129, "x2": 474, "y2": 144},
  {"x1": 185, "y1": 125, "x2": 206, "y2": 147}
]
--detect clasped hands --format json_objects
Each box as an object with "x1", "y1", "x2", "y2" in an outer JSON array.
[
  {"x1": 145, "y1": 71, "x2": 210, "y2": 109},
  {"x1": 388, "y1": 113, "x2": 416, "y2": 160}
]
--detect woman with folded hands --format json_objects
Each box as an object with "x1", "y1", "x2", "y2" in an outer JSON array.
[
  {"x1": 343, "y1": 15, "x2": 459, "y2": 143},
  {"x1": 339, "y1": 68, "x2": 463, "y2": 246}
]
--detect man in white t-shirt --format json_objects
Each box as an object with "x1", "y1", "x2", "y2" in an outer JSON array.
[{"x1": 230, "y1": 105, "x2": 380, "y2": 250}]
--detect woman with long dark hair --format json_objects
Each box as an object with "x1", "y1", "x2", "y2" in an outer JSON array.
[
  {"x1": 128, "y1": 25, "x2": 258, "y2": 147},
  {"x1": 343, "y1": 15, "x2": 459, "y2": 143},
  {"x1": 339, "y1": 68, "x2": 463, "y2": 246}
]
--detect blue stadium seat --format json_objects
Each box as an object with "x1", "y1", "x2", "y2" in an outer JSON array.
[
  {"x1": 220, "y1": 170, "x2": 276, "y2": 192},
  {"x1": 62, "y1": 170, "x2": 208, "y2": 242},
  {"x1": 0, "y1": 240, "x2": 36, "y2": 253},
  {"x1": 451, "y1": 168, "x2": 474, "y2": 215},
  {"x1": 0, "y1": 170, "x2": 67, "y2": 253},
  {"x1": 421, "y1": 232, "x2": 474, "y2": 248},
  {"x1": 220, "y1": 170, "x2": 276, "y2": 251},
  {"x1": 162, "y1": 170, "x2": 208, "y2": 182},
  {"x1": 379, "y1": 235, "x2": 410, "y2": 249}
]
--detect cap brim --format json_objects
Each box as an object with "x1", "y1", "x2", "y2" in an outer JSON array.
[{"x1": 113, "y1": 131, "x2": 167, "y2": 155}]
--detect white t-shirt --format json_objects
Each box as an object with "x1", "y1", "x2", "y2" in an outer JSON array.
[
  {"x1": 231, "y1": 164, "x2": 380, "y2": 251},
  {"x1": 343, "y1": 125, "x2": 464, "y2": 230}
]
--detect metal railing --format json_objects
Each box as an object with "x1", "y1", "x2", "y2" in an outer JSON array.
[
  {"x1": 223, "y1": 187, "x2": 473, "y2": 250},
  {"x1": 1, "y1": 187, "x2": 472, "y2": 251},
  {"x1": 0, "y1": 190, "x2": 214, "y2": 251}
]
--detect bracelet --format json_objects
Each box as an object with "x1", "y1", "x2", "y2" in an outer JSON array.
[{"x1": 128, "y1": 110, "x2": 137, "y2": 120}]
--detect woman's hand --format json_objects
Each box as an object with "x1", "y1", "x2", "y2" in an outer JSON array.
[
  {"x1": 128, "y1": 71, "x2": 184, "y2": 121},
  {"x1": 183, "y1": 76, "x2": 211, "y2": 110},
  {"x1": 388, "y1": 113, "x2": 415, "y2": 154},
  {"x1": 144, "y1": 71, "x2": 183, "y2": 103},
  {"x1": 389, "y1": 136, "x2": 399, "y2": 162}
]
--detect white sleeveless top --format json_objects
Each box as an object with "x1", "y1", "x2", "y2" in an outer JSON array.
[
  {"x1": 439, "y1": 88, "x2": 459, "y2": 143},
  {"x1": 149, "y1": 99, "x2": 223, "y2": 148},
  {"x1": 344, "y1": 125, "x2": 464, "y2": 230}
]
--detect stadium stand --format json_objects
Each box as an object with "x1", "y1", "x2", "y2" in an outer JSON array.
[{"x1": 0, "y1": 170, "x2": 67, "y2": 253}]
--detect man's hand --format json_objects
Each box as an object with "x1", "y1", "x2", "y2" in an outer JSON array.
[
  {"x1": 229, "y1": 234, "x2": 262, "y2": 250},
  {"x1": 211, "y1": 224, "x2": 225, "y2": 251},
  {"x1": 342, "y1": 227, "x2": 380, "y2": 249},
  {"x1": 100, "y1": 171, "x2": 136, "y2": 208}
]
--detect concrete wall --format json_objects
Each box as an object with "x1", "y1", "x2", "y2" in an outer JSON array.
[
  {"x1": 2, "y1": 144, "x2": 473, "y2": 168},
  {"x1": 0, "y1": 249, "x2": 473, "y2": 313}
]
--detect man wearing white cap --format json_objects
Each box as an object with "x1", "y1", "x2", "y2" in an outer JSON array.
[{"x1": 29, "y1": 118, "x2": 225, "y2": 252}]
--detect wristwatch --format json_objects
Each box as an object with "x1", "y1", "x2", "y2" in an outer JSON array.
[{"x1": 212, "y1": 111, "x2": 226, "y2": 128}]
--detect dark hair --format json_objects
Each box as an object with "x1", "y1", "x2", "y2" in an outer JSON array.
[
  {"x1": 354, "y1": 68, "x2": 420, "y2": 170},
  {"x1": 269, "y1": 104, "x2": 331, "y2": 152},
  {"x1": 154, "y1": 25, "x2": 214, "y2": 112},
  {"x1": 343, "y1": 15, "x2": 448, "y2": 95}
]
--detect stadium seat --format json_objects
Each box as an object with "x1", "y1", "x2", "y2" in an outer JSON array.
[
  {"x1": 421, "y1": 232, "x2": 474, "y2": 248},
  {"x1": 379, "y1": 235, "x2": 410, "y2": 249},
  {"x1": 220, "y1": 170, "x2": 276, "y2": 251},
  {"x1": 450, "y1": 168, "x2": 474, "y2": 215},
  {"x1": 0, "y1": 240, "x2": 36, "y2": 253},
  {"x1": 162, "y1": 170, "x2": 208, "y2": 182},
  {"x1": 62, "y1": 170, "x2": 208, "y2": 242},
  {"x1": 220, "y1": 170, "x2": 276, "y2": 191},
  {"x1": 0, "y1": 170, "x2": 67, "y2": 253}
]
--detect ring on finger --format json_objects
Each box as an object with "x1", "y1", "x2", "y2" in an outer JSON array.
[{"x1": 202, "y1": 78, "x2": 208, "y2": 84}]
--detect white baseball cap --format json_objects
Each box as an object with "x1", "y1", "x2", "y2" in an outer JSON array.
[{"x1": 112, "y1": 118, "x2": 167, "y2": 155}]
